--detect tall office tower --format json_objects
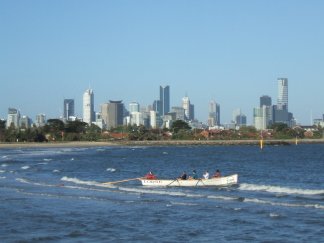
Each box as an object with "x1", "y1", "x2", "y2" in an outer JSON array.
[
  {"x1": 6, "y1": 108, "x2": 20, "y2": 128},
  {"x1": 63, "y1": 99, "x2": 75, "y2": 120},
  {"x1": 35, "y1": 114, "x2": 46, "y2": 127},
  {"x1": 254, "y1": 106, "x2": 268, "y2": 130},
  {"x1": 208, "y1": 100, "x2": 220, "y2": 126},
  {"x1": 150, "y1": 110, "x2": 157, "y2": 129},
  {"x1": 101, "y1": 100, "x2": 124, "y2": 129},
  {"x1": 171, "y1": 106, "x2": 186, "y2": 121},
  {"x1": 189, "y1": 104, "x2": 195, "y2": 120},
  {"x1": 159, "y1": 85, "x2": 170, "y2": 116},
  {"x1": 152, "y1": 100, "x2": 160, "y2": 113},
  {"x1": 20, "y1": 115, "x2": 31, "y2": 129},
  {"x1": 182, "y1": 95, "x2": 190, "y2": 120},
  {"x1": 129, "y1": 102, "x2": 140, "y2": 113},
  {"x1": 260, "y1": 95, "x2": 272, "y2": 107},
  {"x1": 277, "y1": 78, "x2": 288, "y2": 110},
  {"x1": 232, "y1": 109, "x2": 247, "y2": 126},
  {"x1": 83, "y1": 89, "x2": 94, "y2": 124}
]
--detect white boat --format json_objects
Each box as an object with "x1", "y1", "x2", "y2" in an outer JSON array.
[{"x1": 140, "y1": 174, "x2": 238, "y2": 187}]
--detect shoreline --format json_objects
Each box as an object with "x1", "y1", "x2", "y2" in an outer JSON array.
[{"x1": 1, "y1": 139, "x2": 324, "y2": 149}]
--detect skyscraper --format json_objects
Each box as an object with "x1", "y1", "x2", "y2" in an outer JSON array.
[
  {"x1": 208, "y1": 100, "x2": 220, "y2": 127},
  {"x1": 260, "y1": 95, "x2": 272, "y2": 107},
  {"x1": 182, "y1": 95, "x2": 190, "y2": 120},
  {"x1": 35, "y1": 114, "x2": 46, "y2": 127},
  {"x1": 101, "y1": 100, "x2": 124, "y2": 129},
  {"x1": 83, "y1": 89, "x2": 94, "y2": 124},
  {"x1": 6, "y1": 108, "x2": 20, "y2": 128},
  {"x1": 277, "y1": 78, "x2": 288, "y2": 110},
  {"x1": 159, "y1": 85, "x2": 170, "y2": 116},
  {"x1": 63, "y1": 99, "x2": 75, "y2": 120},
  {"x1": 129, "y1": 102, "x2": 140, "y2": 113}
]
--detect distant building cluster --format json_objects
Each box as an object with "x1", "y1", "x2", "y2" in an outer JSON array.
[
  {"x1": 3, "y1": 78, "x2": 324, "y2": 130},
  {"x1": 253, "y1": 78, "x2": 296, "y2": 130}
]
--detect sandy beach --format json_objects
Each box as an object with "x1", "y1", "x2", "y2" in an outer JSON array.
[{"x1": 1, "y1": 138, "x2": 324, "y2": 149}]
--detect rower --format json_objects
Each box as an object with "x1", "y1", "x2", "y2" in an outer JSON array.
[
  {"x1": 213, "y1": 169, "x2": 221, "y2": 178},
  {"x1": 145, "y1": 171, "x2": 157, "y2": 180}
]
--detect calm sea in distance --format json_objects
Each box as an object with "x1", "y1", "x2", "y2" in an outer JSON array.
[{"x1": 0, "y1": 144, "x2": 323, "y2": 242}]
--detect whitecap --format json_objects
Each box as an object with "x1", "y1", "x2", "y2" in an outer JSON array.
[
  {"x1": 243, "y1": 197, "x2": 324, "y2": 210},
  {"x1": 106, "y1": 168, "x2": 116, "y2": 172},
  {"x1": 239, "y1": 183, "x2": 324, "y2": 196},
  {"x1": 53, "y1": 169, "x2": 60, "y2": 173},
  {"x1": 1, "y1": 164, "x2": 8, "y2": 167},
  {"x1": 269, "y1": 213, "x2": 280, "y2": 218},
  {"x1": 0, "y1": 170, "x2": 5, "y2": 173},
  {"x1": 43, "y1": 158, "x2": 52, "y2": 162},
  {"x1": 21, "y1": 166, "x2": 30, "y2": 170},
  {"x1": 61, "y1": 176, "x2": 99, "y2": 186},
  {"x1": 71, "y1": 158, "x2": 74, "y2": 161},
  {"x1": 0, "y1": 176, "x2": 6, "y2": 179}
]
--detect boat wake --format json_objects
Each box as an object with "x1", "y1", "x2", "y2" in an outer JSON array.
[{"x1": 239, "y1": 183, "x2": 324, "y2": 196}]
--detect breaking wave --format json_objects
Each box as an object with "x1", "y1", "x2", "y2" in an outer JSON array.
[{"x1": 239, "y1": 183, "x2": 324, "y2": 196}]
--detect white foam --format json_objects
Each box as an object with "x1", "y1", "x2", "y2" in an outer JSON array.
[
  {"x1": 37, "y1": 162, "x2": 48, "y2": 165},
  {"x1": 243, "y1": 197, "x2": 324, "y2": 210},
  {"x1": 106, "y1": 168, "x2": 116, "y2": 172},
  {"x1": 43, "y1": 158, "x2": 52, "y2": 162},
  {"x1": 21, "y1": 166, "x2": 30, "y2": 170},
  {"x1": 0, "y1": 176, "x2": 6, "y2": 179},
  {"x1": 269, "y1": 213, "x2": 280, "y2": 218},
  {"x1": 53, "y1": 169, "x2": 60, "y2": 173},
  {"x1": 1, "y1": 164, "x2": 8, "y2": 167},
  {"x1": 61, "y1": 176, "x2": 99, "y2": 186},
  {"x1": 0, "y1": 170, "x2": 5, "y2": 173},
  {"x1": 239, "y1": 183, "x2": 324, "y2": 196},
  {"x1": 208, "y1": 195, "x2": 238, "y2": 201}
]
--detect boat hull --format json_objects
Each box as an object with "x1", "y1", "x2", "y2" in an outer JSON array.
[{"x1": 140, "y1": 174, "x2": 238, "y2": 187}]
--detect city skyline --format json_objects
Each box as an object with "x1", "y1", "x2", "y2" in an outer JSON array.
[{"x1": 1, "y1": 1, "x2": 324, "y2": 125}]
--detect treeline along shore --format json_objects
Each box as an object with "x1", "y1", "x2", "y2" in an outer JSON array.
[{"x1": 1, "y1": 138, "x2": 324, "y2": 149}]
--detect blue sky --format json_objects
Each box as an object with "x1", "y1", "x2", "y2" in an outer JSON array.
[{"x1": 1, "y1": 0, "x2": 323, "y2": 125}]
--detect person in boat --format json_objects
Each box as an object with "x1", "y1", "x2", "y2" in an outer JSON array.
[
  {"x1": 145, "y1": 171, "x2": 157, "y2": 180},
  {"x1": 189, "y1": 170, "x2": 198, "y2": 180},
  {"x1": 213, "y1": 169, "x2": 221, "y2": 178},
  {"x1": 179, "y1": 171, "x2": 187, "y2": 180},
  {"x1": 203, "y1": 170, "x2": 209, "y2": 179}
]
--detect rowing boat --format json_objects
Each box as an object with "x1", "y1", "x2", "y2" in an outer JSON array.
[{"x1": 140, "y1": 174, "x2": 238, "y2": 187}]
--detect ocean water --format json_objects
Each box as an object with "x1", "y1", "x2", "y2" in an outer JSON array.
[{"x1": 0, "y1": 144, "x2": 323, "y2": 242}]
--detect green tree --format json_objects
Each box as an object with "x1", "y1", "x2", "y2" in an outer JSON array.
[
  {"x1": 171, "y1": 120, "x2": 191, "y2": 133},
  {"x1": 43, "y1": 119, "x2": 65, "y2": 141}
]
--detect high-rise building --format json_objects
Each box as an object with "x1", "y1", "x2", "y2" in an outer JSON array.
[
  {"x1": 35, "y1": 114, "x2": 46, "y2": 127},
  {"x1": 63, "y1": 99, "x2": 75, "y2": 121},
  {"x1": 208, "y1": 100, "x2": 220, "y2": 127},
  {"x1": 129, "y1": 102, "x2": 140, "y2": 113},
  {"x1": 189, "y1": 104, "x2": 195, "y2": 121},
  {"x1": 277, "y1": 78, "x2": 288, "y2": 110},
  {"x1": 101, "y1": 100, "x2": 124, "y2": 129},
  {"x1": 83, "y1": 89, "x2": 94, "y2": 124},
  {"x1": 150, "y1": 110, "x2": 157, "y2": 129},
  {"x1": 182, "y1": 95, "x2": 190, "y2": 120},
  {"x1": 260, "y1": 95, "x2": 272, "y2": 107},
  {"x1": 171, "y1": 106, "x2": 185, "y2": 121},
  {"x1": 159, "y1": 85, "x2": 170, "y2": 116},
  {"x1": 6, "y1": 108, "x2": 20, "y2": 128},
  {"x1": 232, "y1": 109, "x2": 247, "y2": 126},
  {"x1": 254, "y1": 106, "x2": 268, "y2": 130},
  {"x1": 20, "y1": 115, "x2": 31, "y2": 129}
]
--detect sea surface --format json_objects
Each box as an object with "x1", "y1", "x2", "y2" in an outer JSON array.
[{"x1": 0, "y1": 144, "x2": 323, "y2": 242}]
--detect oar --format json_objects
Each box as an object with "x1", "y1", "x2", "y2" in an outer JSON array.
[{"x1": 102, "y1": 177, "x2": 143, "y2": 185}]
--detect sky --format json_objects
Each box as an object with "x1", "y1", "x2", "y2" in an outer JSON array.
[{"x1": 1, "y1": 0, "x2": 323, "y2": 125}]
